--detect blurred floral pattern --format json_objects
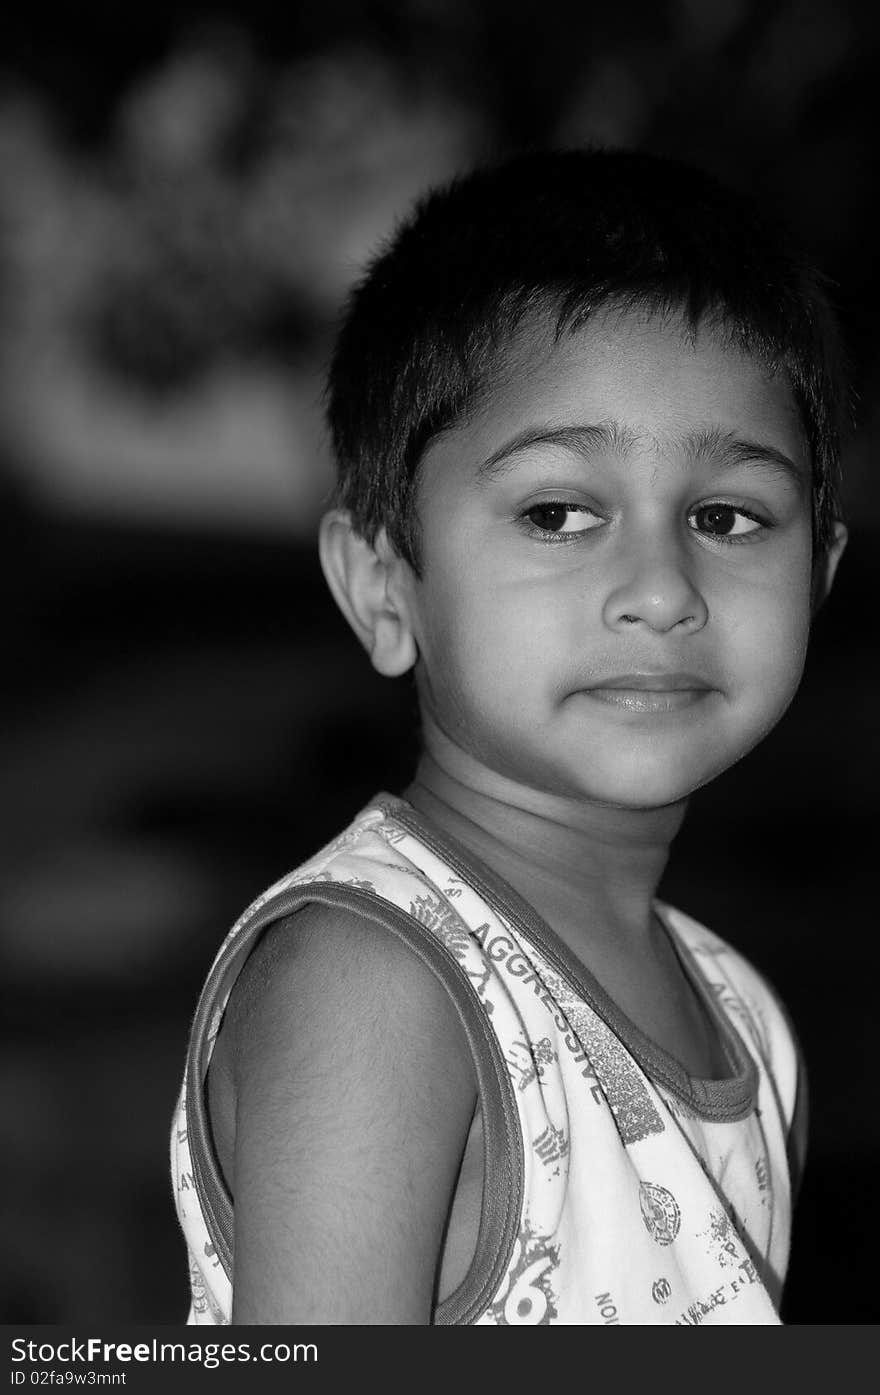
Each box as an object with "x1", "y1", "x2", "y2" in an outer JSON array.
[{"x1": 0, "y1": 36, "x2": 478, "y2": 527}]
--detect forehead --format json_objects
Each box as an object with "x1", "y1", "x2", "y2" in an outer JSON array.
[{"x1": 421, "y1": 309, "x2": 807, "y2": 487}]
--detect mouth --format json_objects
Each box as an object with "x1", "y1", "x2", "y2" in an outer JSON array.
[{"x1": 582, "y1": 673, "x2": 717, "y2": 714}]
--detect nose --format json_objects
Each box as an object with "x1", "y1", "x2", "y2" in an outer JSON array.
[{"x1": 602, "y1": 535, "x2": 708, "y2": 635}]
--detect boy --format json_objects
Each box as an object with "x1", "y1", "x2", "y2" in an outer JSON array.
[{"x1": 172, "y1": 149, "x2": 849, "y2": 1325}]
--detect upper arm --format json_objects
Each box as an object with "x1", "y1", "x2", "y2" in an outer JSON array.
[
  {"x1": 786, "y1": 1035, "x2": 809, "y2": 1208},
  {"x1": 227, "y1": 902, "x2": 478, "y2": 1324}
]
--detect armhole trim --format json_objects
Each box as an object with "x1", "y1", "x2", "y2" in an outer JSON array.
[{"x1": 185, "y1": 882, "x2": 524, "y2": 1326}]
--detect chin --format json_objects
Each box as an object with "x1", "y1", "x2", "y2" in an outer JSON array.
[{"x1": 550, "y1": 756, "x2": 712, "y2": 811}]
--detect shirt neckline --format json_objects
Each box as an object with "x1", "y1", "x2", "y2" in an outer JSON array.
[{"x1": 379, "y1": 792, "x2": 758, "y2": 1121}]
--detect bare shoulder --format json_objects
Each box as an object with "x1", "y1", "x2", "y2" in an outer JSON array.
[
  {"x1": 227, "y1": 901, "x2": 478, "y2": 1106},
  {"x1": 221, "y1": 900, "x2": 479, "y2": 1324}
]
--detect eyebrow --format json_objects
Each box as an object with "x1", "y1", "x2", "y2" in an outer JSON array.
[
  {"x1": 477, "y1": 418, "x2": 809, "y2": 493},
  {"x1": 682, "y1": 425, "x2": 809, "y2": 492},
  {"x1": 478, "y1": 421, "x2": 636, "y2": 477}
]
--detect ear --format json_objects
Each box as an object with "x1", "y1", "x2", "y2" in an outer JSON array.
[
  {"x1": 318, "y1": 510, "x2": 419, "y2": 677},
  {"x1": 811, "y1": 519, "x2": 848, "y2": 614}
]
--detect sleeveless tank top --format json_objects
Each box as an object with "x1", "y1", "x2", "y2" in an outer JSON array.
[{"x1": 171, "y1": 795, "x2": 800, "y2": 1325}]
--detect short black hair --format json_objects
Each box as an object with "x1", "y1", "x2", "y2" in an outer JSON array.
[{"x1": 326, "y1": 147, "x2": 849, "y2": 573}]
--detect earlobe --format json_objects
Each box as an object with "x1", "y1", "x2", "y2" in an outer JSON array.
[
  {"x1": 811, "y1": 519, "x2": 848, "y2": 614},
  {"x1": 318, "y1": 511, "x2": 419, "y2": 677}
]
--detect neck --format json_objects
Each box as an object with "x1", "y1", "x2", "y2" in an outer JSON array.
[{"x1": 403, "y1": 721, "x2": 687, "y2": 957}]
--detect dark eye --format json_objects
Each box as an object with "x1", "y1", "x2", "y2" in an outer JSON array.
[
  {"x1": 688, "y1": 504, "x2": 762, "y2": 538},
  {"x1": 524, "y1": 503, "x2": 602, "y2": 535},
  {"x1": 529, "y1": 503, "x2": 569, "y2": 532}
]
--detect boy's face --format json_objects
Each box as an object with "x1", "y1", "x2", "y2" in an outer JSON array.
[{"x1": 399, "y1": 310, "x2": 842, "y2": 810}]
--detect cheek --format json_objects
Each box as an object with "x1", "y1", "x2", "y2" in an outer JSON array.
[
  {"x1": 730, "y1": 570, "x2": 813, "y2": 705},
  {"x1": 415, "y1": 578, "x2": 550, "y2": 731}
]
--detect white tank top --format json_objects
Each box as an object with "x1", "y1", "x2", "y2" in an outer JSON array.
[{"x1": 171, "y1": 795, "x2": 800, "y2": 1325}]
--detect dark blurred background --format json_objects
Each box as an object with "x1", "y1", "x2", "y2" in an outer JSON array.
[{"x1": 1, "y1": 0, "x2": 877, "y2": 1325}]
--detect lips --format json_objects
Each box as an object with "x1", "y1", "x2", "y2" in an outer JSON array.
[{"x1": 583, "y1": 673, "x2": 716, "y2": 714}]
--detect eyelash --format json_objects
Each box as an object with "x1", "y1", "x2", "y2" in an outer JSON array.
[{"x1": 519, "y1": 500, "x2": 773, "y2": 545}]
